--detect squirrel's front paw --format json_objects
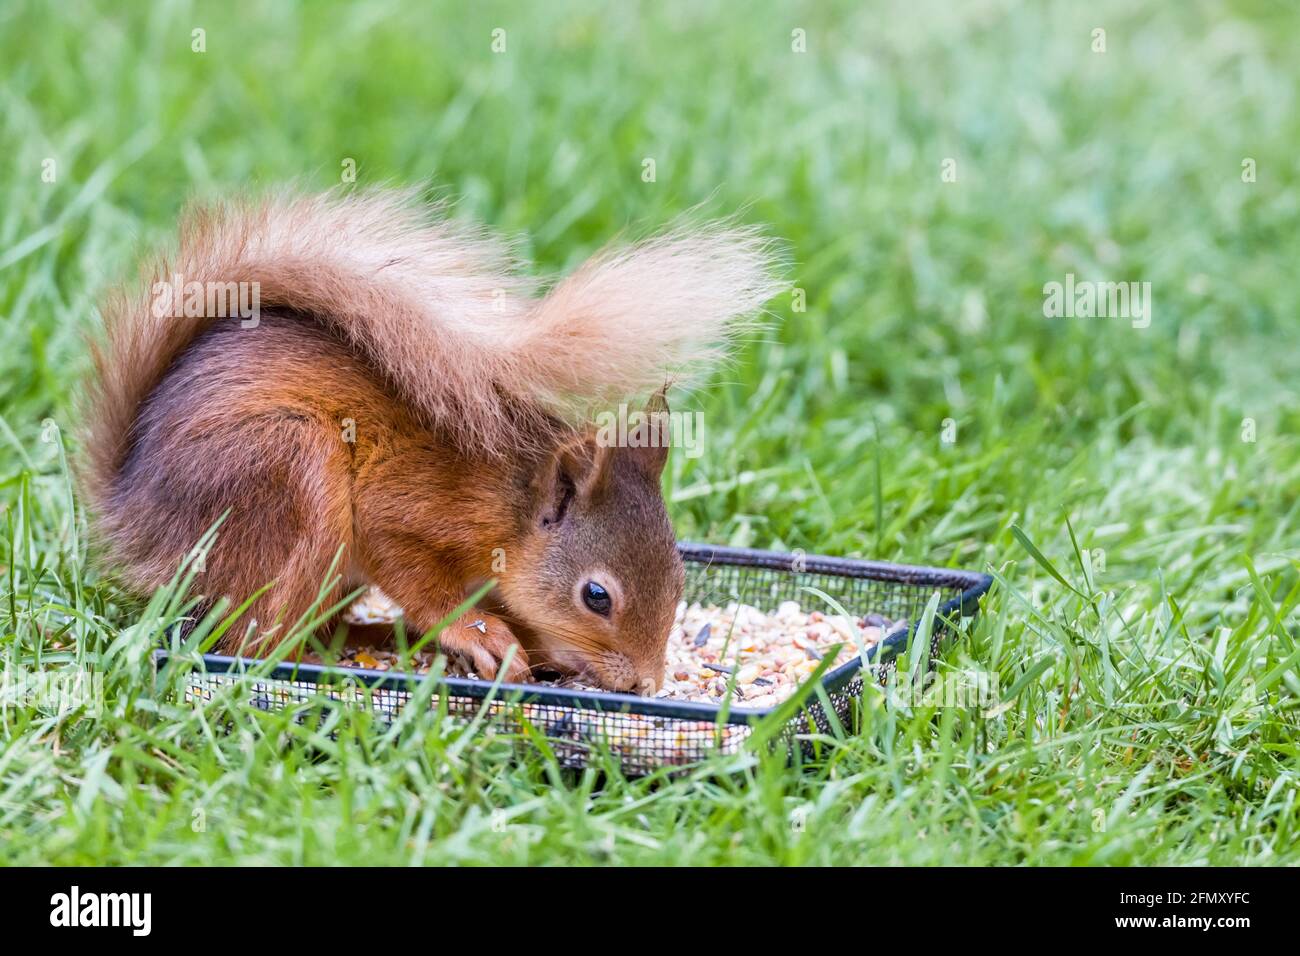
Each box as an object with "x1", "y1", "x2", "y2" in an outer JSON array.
[{"x1": 440, "y1": 613, "x2": 531, "y2": 683}]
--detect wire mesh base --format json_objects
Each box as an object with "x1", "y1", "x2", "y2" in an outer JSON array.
[{"x1": 166, "y1": 543, "x2": 992, "y2": 775}]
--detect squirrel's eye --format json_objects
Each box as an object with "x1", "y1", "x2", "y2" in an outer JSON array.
[{"x1": 581, "y1": 581, "x2": 612, "y2": 616}]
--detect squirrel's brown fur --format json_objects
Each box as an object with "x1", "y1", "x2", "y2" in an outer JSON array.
[{"x1": 79, "y1": 189, "x2": 781, "y2": 692}]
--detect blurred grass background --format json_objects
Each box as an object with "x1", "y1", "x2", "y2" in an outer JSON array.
[{"x1": 2, "y1": 0, "x2": 1299, "y2": 865}]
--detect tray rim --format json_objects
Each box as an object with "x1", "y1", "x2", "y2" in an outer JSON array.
[{"x1": 155, "y1": 542, "x2": 993, "y2": 726}]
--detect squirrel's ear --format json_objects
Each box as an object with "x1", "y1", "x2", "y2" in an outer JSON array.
[
  {"x1": 532, "y1": 428, "x2": 615, "y2": 526},
  {"x1": 624, "y1": 388, "x2": 670, "y2": 480}
]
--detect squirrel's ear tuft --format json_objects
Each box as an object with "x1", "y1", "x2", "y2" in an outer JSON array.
[
  {"x1": 624, "y1": 388, "x2": 670, "y2": 480},
  {"x1": 532, "y1": 429, "x2": 614, "y2": 526}
]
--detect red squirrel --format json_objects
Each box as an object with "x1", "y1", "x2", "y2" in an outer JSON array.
[{"x1": 79, "y1": 189, "x2": 779, "y2": 693}]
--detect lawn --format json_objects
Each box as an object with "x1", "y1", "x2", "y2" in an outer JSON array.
[{"x1": 2, "y1": 0, "x2": 1299, "y2": 865}]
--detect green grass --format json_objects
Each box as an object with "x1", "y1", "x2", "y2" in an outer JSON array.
[{"x1": 3, "y1": 0, "x2": 1300, "y2": 865}]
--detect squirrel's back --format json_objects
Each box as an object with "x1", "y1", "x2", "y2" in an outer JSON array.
[{"x1": 101, "y1": 313, "x2": 399, "y2": 597}]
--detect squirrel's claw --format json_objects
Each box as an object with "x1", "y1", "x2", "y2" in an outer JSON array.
[{"x1": 440, "y1": 613, "x2": 531, "y2": 684}]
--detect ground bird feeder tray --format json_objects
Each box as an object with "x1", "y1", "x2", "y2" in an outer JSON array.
[{"x1": 158, "y1": 543, "x2": 992, "y2": 774}]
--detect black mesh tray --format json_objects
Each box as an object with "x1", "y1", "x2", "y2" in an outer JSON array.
[{"x1": 158, "y1": 543, "x2": 992, "y2": 774}]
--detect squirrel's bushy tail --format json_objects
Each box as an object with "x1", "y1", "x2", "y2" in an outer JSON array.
[{"x1": 82, "y1": 188, "x2": 782, "y2": 506}]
